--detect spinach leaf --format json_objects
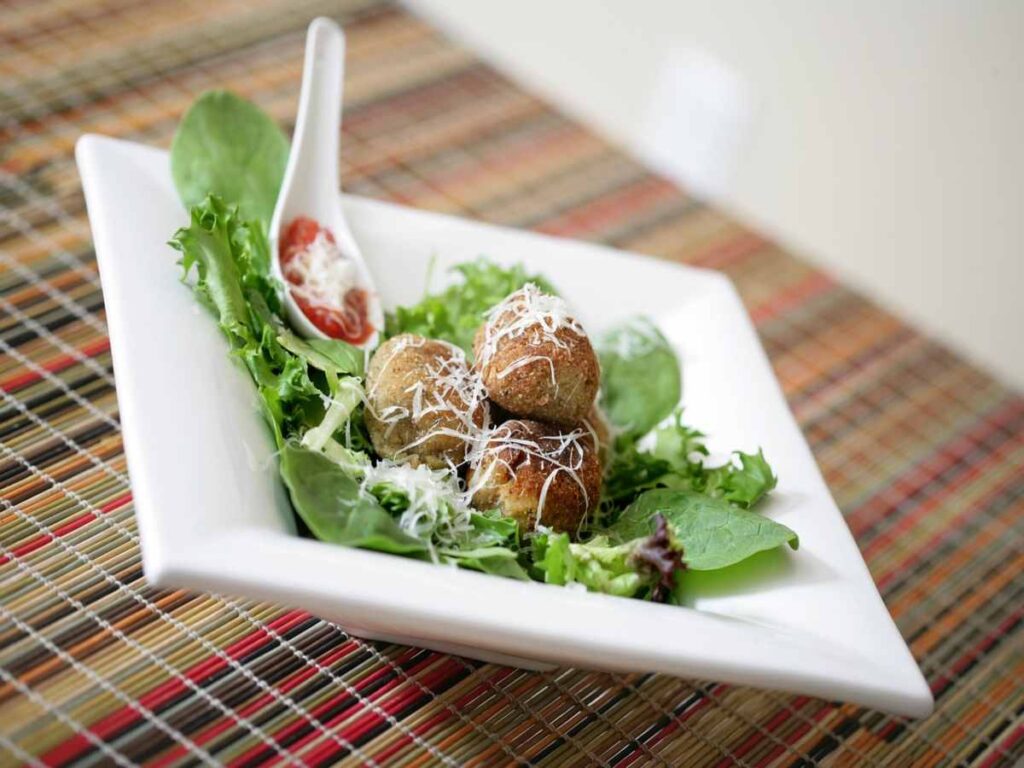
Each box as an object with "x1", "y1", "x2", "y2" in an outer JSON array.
[
  {"x1": 608, "y1": 489, "x2": 797, "y2": 570},
  {"x1": 171, "y1": 90, "x2": 289, "y2": 223},
  {"x1": 441, "y1": 547, "x2": 530, "y2": 580},
  {"x1": 386, "y1": 259, "x2": 557, "y2": 356},
  {"x1": 279, "y1": 444, "x2": 427, "y2": 554},
  {"x1": 597, "y1": 317, "x2": 681, "y2": 435}
]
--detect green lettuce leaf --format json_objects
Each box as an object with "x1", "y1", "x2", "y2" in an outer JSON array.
[
  {"x1": 468, "y1": 510, "x2": 521, "y2": 548},
  {"x1": 601, "y1": 441, "x2": 673, "y2": 510},
  {"x1": 602, "y1": 411, "x2": 778, "y2": 515},
  {"x1": 169, "y1": 195, "x2": 328, "y2": 444},
  {"x1": 441, "y1": 547, "x2": 530, "y2": 580},
  {"x1": 531, "y1": 515, "x2": 684, "y2": 600},
  {"x1": 277, "y1": 328, "x2": 365, "y2": 379},
  {"x1": 597, "y1": 317, "x2": 681, "y2": 435},
  {"x1": 607, "y1": 489, "x2": 797, "y2": 571},
  {"x1": 532, "y1": 532, "x2": 645, "y2": 597},
  {"x1": 652, "y1": 413, "x2": 778, "y2": 508},
  {"x1": 280, "y1": 444, "x2": 427, "y2": 554},
  {"x1": 386, "y1": 259, "x2": 557, "y2": 356},
  {"x1": 171, "y1": 90, "x2": 289, "y2": 223},
  {"x1": 701, "y1": 449, "x2": 778, "y2": 508}
]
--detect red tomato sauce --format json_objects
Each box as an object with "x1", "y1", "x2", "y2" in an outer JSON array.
[{"x1": 279, "y1": 216, "x2": 374, "y2": 345}]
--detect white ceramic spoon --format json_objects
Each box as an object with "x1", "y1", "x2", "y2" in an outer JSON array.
[{"x1": 269, "y1": 17, "x2": 383, "y2": 347}]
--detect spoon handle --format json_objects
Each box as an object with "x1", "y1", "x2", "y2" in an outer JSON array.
[{"x1": 287, "y1": 17, "x2": 345, "y2": 213}]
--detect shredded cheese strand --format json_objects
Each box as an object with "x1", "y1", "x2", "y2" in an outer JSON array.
[
  {"x1": 466, "y1": 421, "x2": 592, "y2": 532},
  {"x1": 477, "y1": 284, "x2": 587, "y2": 384}
]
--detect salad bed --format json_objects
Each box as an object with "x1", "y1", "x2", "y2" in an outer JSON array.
[{"x1": 168, "y1": 91, "x2": 798, "y2": 606}]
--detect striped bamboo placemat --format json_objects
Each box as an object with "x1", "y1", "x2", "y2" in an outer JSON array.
[{"x1": 1, "y1": 0, "x2": 1022, "y2": 765}]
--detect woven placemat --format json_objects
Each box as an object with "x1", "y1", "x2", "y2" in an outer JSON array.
[{"x1": 1, "y1": 1, "x2": 1022, "y2": 765}]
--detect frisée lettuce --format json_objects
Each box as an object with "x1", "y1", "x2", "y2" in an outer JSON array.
[{"x1": 386, "y1": 259, "x2": 557, "y2": 357}]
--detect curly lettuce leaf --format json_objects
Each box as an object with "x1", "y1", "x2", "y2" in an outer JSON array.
[
  {"x1": 360, "y1": 460, "x2": 528, "y2": 577},
  {"x1": 651, "y1": 412, "x2": 708, "y2": 466},
  {"x1": 701, "y1": 449, "x2": 778, "y2": 508},
  {"x1": 603, "y1": 410, "x2": 778, "y2": 514},
  {"x1": 171, "y1": 90, "x2": 289, "y2": 223},
  {"x1": 607, "y1": 489, "x2": 797, "y2": 571},
  {"x1": 386, "y1": 259, "x2": 557, "y2": 356},
  {"x1": 277, "y1": 328, "x2": 365, "y2": 380},
  {"x1": 468, "y1": 509, "x2": 521, "y2": 548},
  {"x1": 652, "y1": 413, "x2": 778, "y2": 508},
  {"x1": 169, "y1": 196, "x2": 367, "y2": 446},
  {"x1": 601, "y1": 441, "x2": 673, "y2": 510},
  {"x1": 532, "y1": 515, "x2": 684, "y2": 601},
  {"x1": 170, "y1": 196, "x2": 322, "y2": 442}
]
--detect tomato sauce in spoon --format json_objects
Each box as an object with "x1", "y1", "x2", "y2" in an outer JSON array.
[{"x1": 279, "y1": 217, "x2": 373, "y2": 344}]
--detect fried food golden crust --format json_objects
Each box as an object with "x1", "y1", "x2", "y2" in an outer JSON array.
[
  {"x1": 583, "y1": 403, "x2": 611, "y2": 466},
  {"x1": 466, "y1": 419, "x2": 601, "y2": 533},
  {"x1": 365, "y1": 333, "x2": 487, "y2": 469},
  {"x1": 473, "y1": 287, "x2": 599, "y2": 425}
]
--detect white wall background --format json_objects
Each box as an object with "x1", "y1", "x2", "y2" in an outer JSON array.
[{"x1": 408, "y1": 0, "x2": 1024, "y2": 388}]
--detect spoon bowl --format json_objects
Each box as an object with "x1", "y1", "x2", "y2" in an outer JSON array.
[{"x1": 269, "y1": 17, "x2": 383, "y2": 348}]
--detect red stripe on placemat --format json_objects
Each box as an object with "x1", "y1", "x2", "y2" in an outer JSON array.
[
  {"x1": 750, "y1": 272, "x2": 835, "y2": 325},
  {"x1": 293, "y1": 655, "x2": 468, "y2": 766},
  {"x1": 979, "y1": 723, "x2": 1024, "y2": 768},
  {"x1": 146, "y1": 637, "x2": 368, "y2": 768},
  {"x1": 620, "y1": 684, "x2": 724, "y2": 762},
  {"x1": 41, "y1": 610, "x2": 310, "y2": 766},
  {"x1": 727, "y1": 697, "x2": 809, "y2": 764},
  {"x1": 231, "y1": 650, "x2": 455, "y2": 765},
  {"x1": 367, "y1": 666, "x2": 518, "y2": 765},
  {"x1": 930, "y1": 606, "x2": 1024, "y2": 696},
  {"x1": 752, "y1": 700, "x2": 835, "y2": 767},
  {"x1": 0, "y1": 337, "x2": 110, "y2": 393},
  {"x1": 0, "y1": 492, "x2": 131, "y2": 566},
  {"x1": 535, "y1": 176, "x2": 678, "y2": 239},
  {"x1": 688, "y1": 232, "x2": 768, "y2": 271},
  {"x1": 850, "y1": 399, "x2": 1022, "y2": 542},
  {"x1": 221, "y1": 646, "x2": 429, "y2": 765}
]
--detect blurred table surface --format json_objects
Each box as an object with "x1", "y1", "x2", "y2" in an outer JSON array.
[{"x1": 1, "y1": 1, "x2": 1021, "y2": 765}]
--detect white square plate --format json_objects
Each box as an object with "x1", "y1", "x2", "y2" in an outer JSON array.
[{"x1": 76, "y1": 135, "x2": 933, "y2": 717}]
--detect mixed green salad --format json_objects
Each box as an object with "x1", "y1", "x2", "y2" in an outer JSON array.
[{"x1": 168, "y1": 91, "x2": 797, "y2": 605}]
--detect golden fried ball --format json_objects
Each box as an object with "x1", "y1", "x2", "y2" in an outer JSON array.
[
  {"x1": 466, "y1": 418, "x2": 601, "y2": 534},
  {"x1": 365, "y1": 333, "x2": 487, "y2": 469},
  {"x1": 583, "y1": 403, "x2": 612, "y2": 467},
  {"x1": 473, "y1": 285, "x2": 600, "y2": 426}
]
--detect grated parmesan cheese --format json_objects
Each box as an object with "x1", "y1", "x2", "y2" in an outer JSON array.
[
  {"x1": 466, "y1": 420, "x2": 592, "y2": 534},
  {"x1": 282, "y1": 231, "x2": 359, "y2": 309},
  {"x1": 367, "y1": 336, "x2": 490, "y2": 461},
  {"x1": 476, "y1": 283, "x2": 587, "y2": 383},
  {"x1": 359, "y1": 460, "x2": 476, "y2": 560}
]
